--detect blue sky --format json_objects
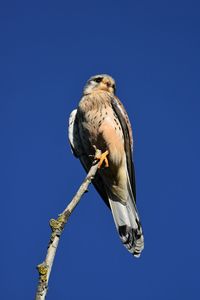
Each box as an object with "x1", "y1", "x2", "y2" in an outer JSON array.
[{"x1": 1, "y1": 0, "x2": 200, "y2": 299}]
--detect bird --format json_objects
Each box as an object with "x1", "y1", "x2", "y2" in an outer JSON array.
[{"x1": 68, "y1": 74, "x2": 144, "y2": 257}]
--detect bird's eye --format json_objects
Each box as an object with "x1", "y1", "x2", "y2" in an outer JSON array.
[{"x1": 94, "y1": 77, "x2": 102, "y2": 83}]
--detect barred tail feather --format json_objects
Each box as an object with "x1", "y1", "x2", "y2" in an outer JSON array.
[{"x1": 108, "y1": 195, "x2": 144, "y2": 257}]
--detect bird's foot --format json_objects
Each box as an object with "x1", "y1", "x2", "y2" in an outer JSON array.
[{"x1": 95, "y1": 150, "x2": 109, "y2": 169}]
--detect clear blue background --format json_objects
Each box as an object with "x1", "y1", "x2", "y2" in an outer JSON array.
[{"x1": 1, "y1": 1, "x2": 200, "y2": 299}]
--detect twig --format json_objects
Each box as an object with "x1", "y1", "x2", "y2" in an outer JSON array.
[{"x1": 35, "y1": 149, "x2": 101, "y2": 300}]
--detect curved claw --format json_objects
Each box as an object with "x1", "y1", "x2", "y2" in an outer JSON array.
[{"x1": 96, "y1": 150, "x2": 109, "y2": 169}]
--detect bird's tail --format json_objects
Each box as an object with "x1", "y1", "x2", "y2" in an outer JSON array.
[{"x1": 107, "y1": 189, "x2": 144, "y2": 257}]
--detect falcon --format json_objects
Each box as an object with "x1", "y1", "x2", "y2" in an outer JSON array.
[{"x1": 68, "y1": 74, "x2": 144, "y2": 257}]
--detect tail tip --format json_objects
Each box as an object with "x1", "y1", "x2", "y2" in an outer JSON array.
[{"x1": 118, "y1": 225, "x2": 144, "y2": 257}]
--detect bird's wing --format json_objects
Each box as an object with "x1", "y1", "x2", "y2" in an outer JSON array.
[
  {"x1": 68, "y1": 109, "x2": 80, "y2": 157},
  {"x1": 111, "y1": 96, "x2": 136, "y2": 200},
  {"x1": 100, "y1": 95, "x2": 143, "y2": 256},
  {"x1": 68, "y1": 109, "x2": 110, "y2": 207}
]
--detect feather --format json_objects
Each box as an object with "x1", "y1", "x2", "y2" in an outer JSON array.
[
  {"x1": 106, "y1": 167, "x2": 144, "y2": 256},
  {"x1": 68, "y1": 108, "x2": 110, "y2": 208}
]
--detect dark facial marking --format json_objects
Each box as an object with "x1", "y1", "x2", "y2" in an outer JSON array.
[{"x1": 93, "y1": 77, "x2": 102, "y2": 83}]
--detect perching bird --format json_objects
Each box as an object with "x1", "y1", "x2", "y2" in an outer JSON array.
[{"x1": 68, "y1": 74, "x2": 144, "y2": 257}]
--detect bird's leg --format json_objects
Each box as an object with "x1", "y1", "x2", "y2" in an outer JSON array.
[{"x1": 95, "y1": 150, "x2": 109, "y2": 169}]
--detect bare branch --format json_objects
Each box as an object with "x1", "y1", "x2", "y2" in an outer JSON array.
[{"x1": 35, "y1": 149, "x2": 101, "y2": 300}]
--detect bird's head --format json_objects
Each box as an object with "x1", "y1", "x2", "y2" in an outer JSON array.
[{"x1": 83, "y1": 74, "x2": 116, "y2": 95}]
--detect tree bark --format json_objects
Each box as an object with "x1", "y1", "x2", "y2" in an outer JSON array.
[{"x1": 35, "y1": 149, "x2": 101, "y2": 300}]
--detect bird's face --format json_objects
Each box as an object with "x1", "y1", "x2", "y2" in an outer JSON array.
[{"x1": 83, "y1": 74, "x2": 116, "y2": 95}]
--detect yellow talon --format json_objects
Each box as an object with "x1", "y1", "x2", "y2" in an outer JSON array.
[{"x1": 96, "y1": 150, "x2": 109, "y2": 169}]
